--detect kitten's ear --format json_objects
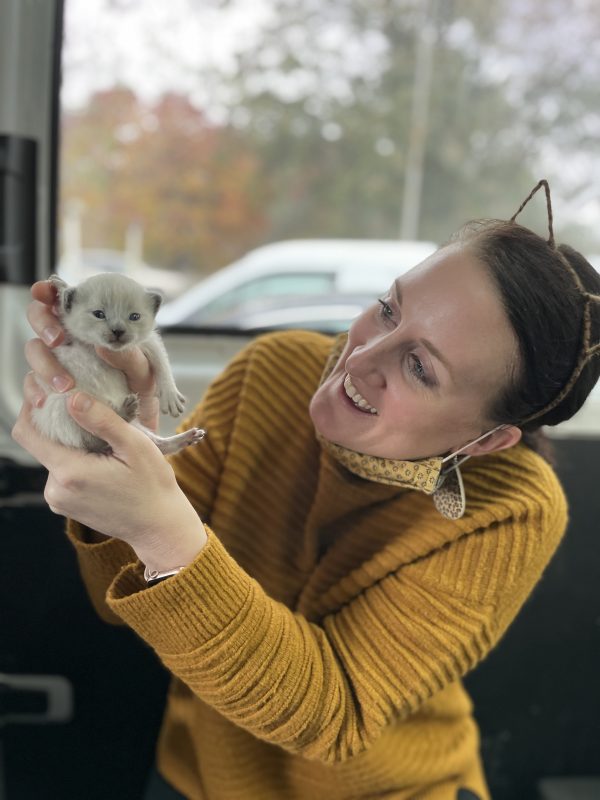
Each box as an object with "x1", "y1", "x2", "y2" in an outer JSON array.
[
  {"x1": 146, "y1": 290, "x2": 163, "y2": 314},
  {"x1": 48, "y1": 274, "x2": 76, "y2": 312},
  {"x1": 63, "y1": 288, "x2": 76, "y2": 312},
  {"x1": 48, "y1": 274, "x2": 67, "y2": 291}
]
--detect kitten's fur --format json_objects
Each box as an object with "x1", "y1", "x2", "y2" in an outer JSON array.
[{"x1": 31, "y1": 273, "x2": 204, "y2": 455}]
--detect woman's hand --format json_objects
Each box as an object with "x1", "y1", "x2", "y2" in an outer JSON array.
[
  {"x1": 12, "y1": 388, "x2": 208, "y2": 572},
  {"x1": 27, "y1": 280, "x2": 160, "y2": 431}
]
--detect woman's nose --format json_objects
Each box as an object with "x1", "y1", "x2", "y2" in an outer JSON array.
[{"x1": 345, "y1": 337, "x2": 390, "y2": 387}]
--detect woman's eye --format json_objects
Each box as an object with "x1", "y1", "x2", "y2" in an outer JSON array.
[
  {"x1": 408, "y1": 354, "x2": 429, "y2": 385},
  {"x1": 377, "y1": 298, "x2": 394, "y2": 320},
  {"x1": 92, "y1": 310, "x2": 105, "y2": 319},
  {"x1": 129, "y1": 312, "x2": 141, "y2": 321}
]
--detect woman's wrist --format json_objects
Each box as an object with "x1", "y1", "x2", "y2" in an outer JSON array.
[{"x1": 137, "y1": 520, "x2": 208, "y2": 575}]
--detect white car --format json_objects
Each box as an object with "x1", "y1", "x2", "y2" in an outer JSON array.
[
  {"x1": 203, "y1": 293, "x2": 380, "y2": 333},
  {"x1": 156, "y1": 239, "x2": 438, "y2": 328}
]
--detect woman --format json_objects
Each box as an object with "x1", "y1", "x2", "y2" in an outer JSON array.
[{"x1": 13, "y1": 183, "x2": 600, "y2": 799}]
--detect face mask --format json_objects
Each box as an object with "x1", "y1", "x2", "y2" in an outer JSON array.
[{"x1": 316, "y1": 333, "x2": 505, "y2": 520}]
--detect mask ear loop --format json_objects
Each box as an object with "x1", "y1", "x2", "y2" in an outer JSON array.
[
  {"x1": 439, "y1": 424, "x2": 508, "y2": 478},
  {"x1": 433, "y1": 424, "x2": 508, "y2": 521}
]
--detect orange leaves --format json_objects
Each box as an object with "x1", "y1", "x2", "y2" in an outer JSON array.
[{"x1": 60, "y1": 87, "x2": 268, "y2": 276}]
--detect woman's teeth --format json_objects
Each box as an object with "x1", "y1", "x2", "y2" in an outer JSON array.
[{"x1": 343, "y1": 374, "x2": 378, "y2": 414}]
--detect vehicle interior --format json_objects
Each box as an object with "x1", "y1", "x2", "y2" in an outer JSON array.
[{"x1": 1, "y1": 2, "x2": 599, "y2": 799}]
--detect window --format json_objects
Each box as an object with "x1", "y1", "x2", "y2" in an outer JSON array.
[
  {"x1": 180, "y1": 272, "x2": 335, "y2": 324},
  {"x1": 60, "y1": 0, "x2": 600, "y2": 362}
]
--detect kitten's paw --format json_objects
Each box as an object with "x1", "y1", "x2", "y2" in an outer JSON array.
[
  {"x1": 172, "y1": 427, "x2": 205, "y2": 452},
  {"x1": 160, "y1": 388, "x2": 186, "y2": 417},
  {"x1": 146, "y1": 426, "x2": 205, "y2": 455},
  {"x1": 121, "y1": 393, "x2": 140, "y2": 422},
  {"x1": 186, "y1": 427, "x2": 206, "y2": 446}
]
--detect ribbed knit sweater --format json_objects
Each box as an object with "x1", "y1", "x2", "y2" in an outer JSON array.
[{"x1": 67, "y1": 330, "x2": 568, "y2": 800}]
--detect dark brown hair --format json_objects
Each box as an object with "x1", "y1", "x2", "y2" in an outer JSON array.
[{"x1": 452, "y1": 219, "x2": 600, "y2": 461}]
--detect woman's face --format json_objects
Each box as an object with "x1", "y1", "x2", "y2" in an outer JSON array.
[{"x1": 309, "y1": 243, "x2": 519, "y2": 460}]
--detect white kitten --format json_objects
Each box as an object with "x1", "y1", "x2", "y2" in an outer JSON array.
[{"x1": 31, "y1": 273, "x2": 205, "y2": 455}]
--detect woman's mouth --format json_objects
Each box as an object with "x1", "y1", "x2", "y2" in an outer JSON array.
[{"x1": 342, "y1": 374, "x2": 379, "y2": 415}]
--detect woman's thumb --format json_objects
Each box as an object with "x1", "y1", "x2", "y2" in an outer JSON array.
[{"x1": 68, "y1": 392, "x2": 131, "y2": 452}]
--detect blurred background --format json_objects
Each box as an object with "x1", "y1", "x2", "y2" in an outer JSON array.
[
  {"x1": 59, "y1": 0, "x2": 600, "y2": 295},
  {"x1": 55, "y1": 0, "x2": 600, "y2": 433}
]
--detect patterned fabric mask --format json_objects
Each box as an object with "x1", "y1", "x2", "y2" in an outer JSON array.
[{"x1": 316, "y1": 333, "x2": 503, "y2": 520}]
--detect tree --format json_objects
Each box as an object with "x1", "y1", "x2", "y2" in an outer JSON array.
[
  {"x1": 211, "y1": 0, "x2": 598, "y2": 246},
  {"x1": 61, "y1": 0, "x2": 600, "y2": 258},
  {"x1": 60, "y1": 87, "x2": 268, "y2": 274}
]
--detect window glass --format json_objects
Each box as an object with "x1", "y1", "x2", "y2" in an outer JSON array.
[
  {"x1": 201, "y1": 273, "x2": 333, "y2": 314},
  {"x1": 59, "y1": 0, "x2": 600, "y2": 430},
  {"x1": 181, "y1": 272, "x2": 335, "y2": 324},
  {"x1": 61, "y1": 1, "x2": 600, "y2": 296}
]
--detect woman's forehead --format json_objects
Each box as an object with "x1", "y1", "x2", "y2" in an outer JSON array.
[{"x1": 399, "y1": 243, "x2": 502, "y2": 311}]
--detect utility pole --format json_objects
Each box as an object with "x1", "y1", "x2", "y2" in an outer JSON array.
[{"x1": 400, "y1": 0, "x2": 438, "y2": 240}]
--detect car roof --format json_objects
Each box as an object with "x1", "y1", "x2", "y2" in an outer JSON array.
[
  {"x1": 239, "y1": 238, "x2": 437, "y2": 265},
  {"x1": 158, "y1": 238, "x2": 437, "y2": 325}
]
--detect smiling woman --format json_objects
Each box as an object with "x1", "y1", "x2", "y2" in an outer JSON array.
[
  {"x1": 309, "y1": 243, "x2": 521, "y2": 462},
  {"x1": 3, "y1": 1, "x2": 600, "y2": 798},
  {"x1": 13, "y1": 182, "x2": 600, "y2": 800}
]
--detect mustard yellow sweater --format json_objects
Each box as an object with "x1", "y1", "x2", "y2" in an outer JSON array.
[{"x1": 68, "y1": 331, "x2": 568, "y2": 800}]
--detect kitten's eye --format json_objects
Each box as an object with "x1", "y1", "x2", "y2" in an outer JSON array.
[
  {"x1": 92, "y1": 310, "x2": 105, "y2": 319},
  {"x1": 129, "y1": 313, "x2": 141, "y2": 321}
]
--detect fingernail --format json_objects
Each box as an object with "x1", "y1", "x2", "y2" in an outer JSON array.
[
  {"x1": 42, "y1": 326, "x2": 60, "y2": 345},
  {"x1": 72, "y1": 392, "x2": 93, "y2": 412},
  {"x1": 33, "y1": 394, "x2": 45, "y2": 408},
  {"x1": 52, "y1": 375, "x2": 72, "y2": 392}
]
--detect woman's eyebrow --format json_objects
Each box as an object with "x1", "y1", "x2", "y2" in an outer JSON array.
[{"x1": 393, "y1": 279, "x2": 455, "y2": 383}]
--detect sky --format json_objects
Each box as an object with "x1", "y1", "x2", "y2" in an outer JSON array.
[{"x1": 62, "y1": 0, "x2": 273, "y2": 112}]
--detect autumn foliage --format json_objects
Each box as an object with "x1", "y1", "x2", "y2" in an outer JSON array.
[{"x1": 60, "y1": 87, "x2": 269, "y2": 276}]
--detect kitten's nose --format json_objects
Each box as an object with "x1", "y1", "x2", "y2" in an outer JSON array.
[{"x1": 112, "y1": 329, "x2": 125, "y2": 339}]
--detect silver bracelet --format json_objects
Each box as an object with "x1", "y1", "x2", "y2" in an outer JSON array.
[{"x1": 143, "y1": 564, "x2": 185, "y2": 587}]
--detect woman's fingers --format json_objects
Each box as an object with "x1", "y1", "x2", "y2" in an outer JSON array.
[
  {"x1": 95, "y1": 346, "x2": 159, "y2": 431},
  {"x1": 26, "y1": 305, "x2": 64, "y2": 346},
  {"x1": 31, "y1": 279, "x2": 59, "y2": 306},
  {"x1": 24, "y1": 371, "x2": 47, "y2": 408},
  {"x1": 95, "y1": 345, "x2": 156, "y2": 396},
  {"x1": 27, "y1": 289, "x2": 65, "y2": 347},
  {"x1": 24, "y1": 338, "x2": 74, "y2": 394}
]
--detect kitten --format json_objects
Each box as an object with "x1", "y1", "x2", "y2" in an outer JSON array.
[{"x1": 31, "y1": 273, "x2": 205, "y2": 455}]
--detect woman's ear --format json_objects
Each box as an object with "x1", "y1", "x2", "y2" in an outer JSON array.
[{"x1": 460, "y1": 424, "x2": 522, "y2": 457}]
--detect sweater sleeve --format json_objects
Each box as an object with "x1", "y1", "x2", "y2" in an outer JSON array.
[
  {"x1": 64, "y1": 339, "x2": 259, "y2": 625},
  {"x1": 104, "y1": 483, "x2": 567, "y2": 764}
]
